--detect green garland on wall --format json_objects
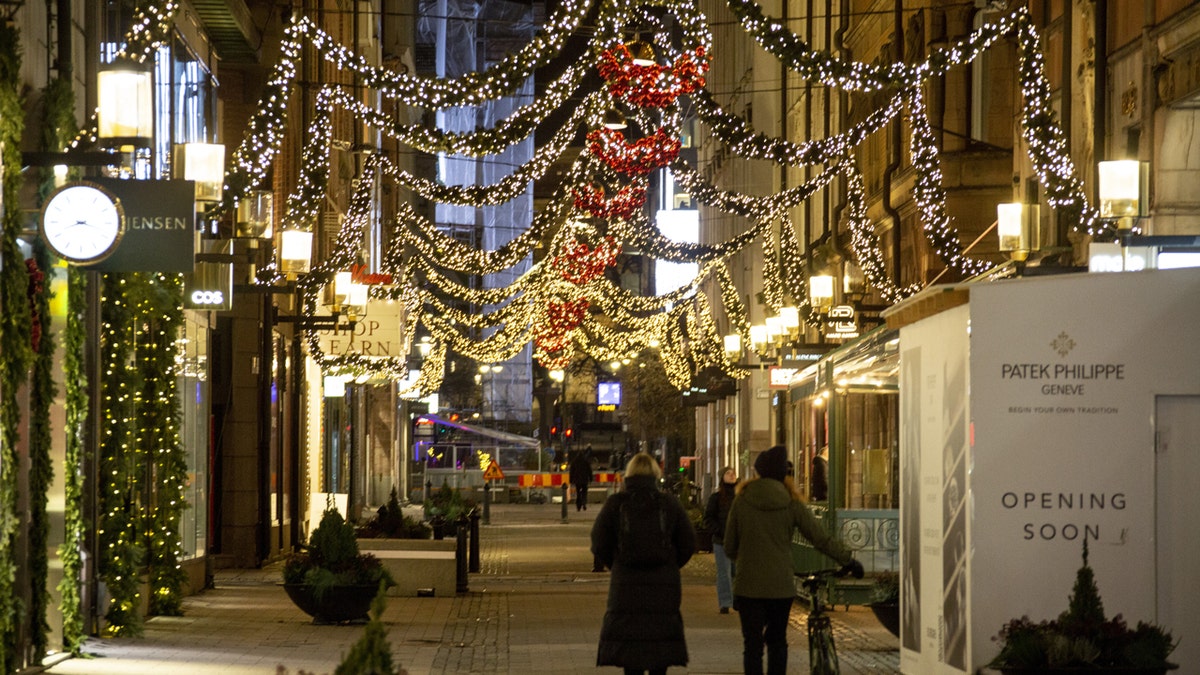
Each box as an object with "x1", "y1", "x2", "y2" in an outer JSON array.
[
  {"x1": 27, "y1": 250, "x2": 57, "y2": 664},
  {"x1": 0, "y1": 19, "x2": 32, "y2": 674},
  {"x1": 42, "y1": 72, "x2": 87, "y2": 653},
  {"x1": 98, "y1": 271, "x2": 189, "y2": 632},
  {"x1": 140, "y1": 274, "x2": 186, "y2": 616},
  {"x1": 98, "y1": 272, "x2": 144, "y2": 636},
  {"x1": 59, "y1": 266, "x2": 87, "y2": 651}
]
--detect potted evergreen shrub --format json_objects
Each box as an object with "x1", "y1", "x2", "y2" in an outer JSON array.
[
  {"x1": 988, "y1": 542, "x2": 1177, "y2": 674},
  {"x1": 357, "y1": 488, "x2": 432, "y2": 540},
  {"x1": 283, "y1": 505, "x2": 394, "y2": 624}
]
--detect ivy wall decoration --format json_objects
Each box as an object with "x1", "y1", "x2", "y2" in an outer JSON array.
[{"x1": 0, "y1": 19, "x2": 32, "y2": 673}]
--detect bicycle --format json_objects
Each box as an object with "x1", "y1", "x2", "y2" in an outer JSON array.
[{"x1": 797, "y1": 566, "x2": 855, "y2": 675}]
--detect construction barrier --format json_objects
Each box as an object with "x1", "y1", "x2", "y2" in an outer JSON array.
[{"x1": 516, "y1": 472, "x2": 622, "y2": 487}]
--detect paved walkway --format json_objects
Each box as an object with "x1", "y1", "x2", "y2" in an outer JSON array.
[{"x1": 40, "y1": 503, "x2": 900, "y2": 674}]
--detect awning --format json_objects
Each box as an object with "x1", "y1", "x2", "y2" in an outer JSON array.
[{"x1": 417, "y1": 414, "x2": 540, "y2": 448}]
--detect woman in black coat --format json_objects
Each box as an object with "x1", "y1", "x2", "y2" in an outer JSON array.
[{"x1": 591, "y1": 452, "x2": 696, "y2": 675}]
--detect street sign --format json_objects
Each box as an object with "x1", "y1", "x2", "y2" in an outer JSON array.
[{"x1": 483, "y1": 462, "x2": 506, "y2": 481}]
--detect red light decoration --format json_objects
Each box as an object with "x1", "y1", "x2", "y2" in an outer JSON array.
[
  {"x1": 552, "y1": 236, "x2": 622, "y2": 285},
  {"x1": 26, "y1": 258, "x2": 44, "y2": 353},
  {"x1": 534, "y1": 297, "x2": 590, "y2": 368},
  {"x1": 597, "y1": 44, "x2": 709, "y2": 108},
  {"x1": 572, "y1": 182, "x2": 648, "y2": 220},
  {"x1": 587, "y1": 127, "x2": 681, "y2": 176}
]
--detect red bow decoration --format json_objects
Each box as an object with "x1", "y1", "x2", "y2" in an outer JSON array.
[
  {"x1": 533, "y1": 297, "x2": 590, "y2": 364},
  {"x1": 587, "y1": 127, "x2": 681, "y2": 176},
  {"x1": 572, "y1": 182, "x2": 648, "y2": 220},
  {"x1": 552, "y1": 236, "x2": 622, "y2": 285},
  {"x1": 597, "y1": 44, "x2": 709, "y2": 108}
]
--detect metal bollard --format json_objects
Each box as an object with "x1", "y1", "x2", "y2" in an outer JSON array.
[
  {"x1": 561, "y1": 483, "x2": 569, "y2": 523},
  {"x1": 469, "y1": 508, "x2": 481, "y2": 573},
  {"x1": 455, "y1": 513, "x2": 469, "y2": 593},
  {"x1": 424, "y1": 480, "x2": 433, "y2": 519},
  {"x1": 483, "y1": 481, "x2": 491, "y2": 525},
  {"x1": 431, "y1": 514, "x2": 446, "y2": 540}
]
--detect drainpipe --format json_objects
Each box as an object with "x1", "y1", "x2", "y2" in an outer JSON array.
[
  {"x1": 882, "y1": 0, "x2": 904, "y2": 288},
  {"x1": 831, "y1": 1, "x2": 849, "y2": 259},
  {"x1": 1093, "y1": 0, "x2": 1107, "y2": 168}
]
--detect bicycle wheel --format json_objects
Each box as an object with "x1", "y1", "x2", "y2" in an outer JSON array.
[{"x1": 807, "y1": 614, "x2": 840, "y2": 675}]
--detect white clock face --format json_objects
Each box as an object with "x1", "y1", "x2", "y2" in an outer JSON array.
[{"x1": 40, "y1": 183, "x2": 125, "y2": 264}]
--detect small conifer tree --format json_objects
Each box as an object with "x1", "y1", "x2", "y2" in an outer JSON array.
[{"x1": 333, "y1": 584, "x2": 406, "y2": 675}]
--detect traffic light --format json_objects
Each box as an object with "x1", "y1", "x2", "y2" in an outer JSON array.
[
  {"x1": 564, "y1": 428, "x2": 573, "y2": 440},
  {"x1": 550, "y1": 425, "x2": 558, "y2": 437}
]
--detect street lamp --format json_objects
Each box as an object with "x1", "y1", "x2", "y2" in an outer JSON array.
[
  {"x1": 626, "y1": 36, "x2": 657, "y2": 66},
  {"x1": 603, "y1": 110, "x2": 628, "y2": 130}
]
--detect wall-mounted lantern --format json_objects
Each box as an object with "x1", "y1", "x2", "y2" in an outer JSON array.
[
  {"x1": 234, "y1": 190, "x2": 274, "y2": 240},
  {"x1": 808, "y1": 274, "x2": 834, "y2": 312},
  {"x1": 173, "y1": 143, "x2": 226, "y2": 203},
  {"x1": 98, "y1": 59, "x2": 154, "y2": 146},
  {"x1": 278, "y1": 229, "x2": 313, "y2": 279},
  {"x1": 1097, "y1": 160, "x2": 1148, "y2": 230},
  {"x1": 996, "y1": 202, "x2": 1040, "y2": 262}
]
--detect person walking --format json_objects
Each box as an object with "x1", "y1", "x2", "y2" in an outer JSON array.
[
  {"x1": 810, "y1": 445, "x2": 829, "y2": 501},
  {"x1": 725, "y1": 445, "x2": 864, "y2": 675},
  {"x1": 570, "y1": 446, "x2": 593, "y2": 511},
  {"x1": 703, "y1": 466, "x2": 739, "y2": 614},
  {"x1": 591, "y1": 452, "x2": 696, "y2": 675}
]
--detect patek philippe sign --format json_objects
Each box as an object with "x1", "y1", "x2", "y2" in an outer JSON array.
[
  {"x1": 90, "y1": 178, "x2": 196, "y2": 273},
  {"x1": 897, "y1": 269, "x2": 1200, "y2": 674},
  {"x1": 315, "y1": 301, "x2": 403, "y2": 358}
]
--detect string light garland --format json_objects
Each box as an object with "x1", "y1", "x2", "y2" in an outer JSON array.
[{"x1": 199, "y1": 0, "x2": 1097, "y2": 391}]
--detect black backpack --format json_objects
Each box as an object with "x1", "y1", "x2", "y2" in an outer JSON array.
[{"x1": 616, "y1": 491, "x2": 674, "y2": 568}]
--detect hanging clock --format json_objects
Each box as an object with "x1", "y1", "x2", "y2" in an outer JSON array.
[{"x1": 39, "y1": 181, "x2": 126, "y2": 264}]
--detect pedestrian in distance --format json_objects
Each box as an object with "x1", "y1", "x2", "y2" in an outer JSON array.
[
  {"x1": 725, "y1": 445, "x2": 864, "y2": 675},
  {"x1": 591, "y1": 452, "x2": 696, "y2": 675},
  {"x1": 703, "y1": 466, "x2": 739, "y2": 614},
  {"x1": 570, "y1": 445, "x2": 593, "y2": 511},
  {"x1": 811, "y1": 445, "x2": 829, "y2": 501}
]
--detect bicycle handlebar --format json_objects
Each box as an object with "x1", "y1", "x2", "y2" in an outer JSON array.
[{"x1": 795, "y1": 566, "x2": 853, "y2": 580}]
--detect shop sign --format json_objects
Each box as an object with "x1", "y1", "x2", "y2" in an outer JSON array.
[
  {"x1": 315, "y1": 300, "x2": 403, "y2": 358},
  {"x1": 825, "y1": 304, "x2": 859, "y2": 340},
  {"x1": 183, "y1": 240, "x2": 233, "y2": 311},
  {"x1": 89, "y1": 178, "x2": 196, "y2": 273},
  {"x1": 768, "y1": 367, "x2": 798, "y2": 388}
]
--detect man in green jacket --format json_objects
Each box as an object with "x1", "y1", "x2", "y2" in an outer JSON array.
[{"x1": 724, "y1": 445, "x2": 864, "y2": 675}]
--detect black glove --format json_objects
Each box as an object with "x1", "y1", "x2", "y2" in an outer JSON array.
[{"x1": 841, "y1": 559, "x2": 865, "y2": 579}]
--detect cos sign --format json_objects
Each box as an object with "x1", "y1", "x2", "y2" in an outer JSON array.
[{"x1": 183, "y1": 287, "x2": 232, "y2": 311}]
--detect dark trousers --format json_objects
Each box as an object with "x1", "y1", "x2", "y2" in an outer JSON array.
[
  {"x1": 574, "y1": 483, "x2": 589, "y2": 510},
  {"x1": 735, "y1": 595, "x2": 794, "y2": 675},
  {"x1": 623, "y1": 669, "x2": 666, "y2": 675}
]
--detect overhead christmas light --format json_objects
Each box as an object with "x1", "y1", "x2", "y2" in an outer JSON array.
[
  {"x1": 603, "y1": 109, "x2": 628, "y2": 130},
  {"x1": 626, "y1": 36, "x2": 657, "y2": 66}
]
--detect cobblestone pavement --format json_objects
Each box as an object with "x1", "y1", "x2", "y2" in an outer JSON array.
[{"x1": 40, "y1": 502, "x2": 900, "y2": 674}]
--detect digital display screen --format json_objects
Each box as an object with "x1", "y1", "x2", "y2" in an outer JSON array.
[{"x1": 597, "y1": 381, "x2": 622, "y2": 406}]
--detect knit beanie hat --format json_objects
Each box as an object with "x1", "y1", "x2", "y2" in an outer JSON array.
[{"x1": 755, "y1": 445, "x2": 789, "y2": 481}]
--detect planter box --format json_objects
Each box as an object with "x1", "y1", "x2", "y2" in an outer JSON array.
[{"x1": 357, "y1": 538, "x2": 457, "y2": 597}]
